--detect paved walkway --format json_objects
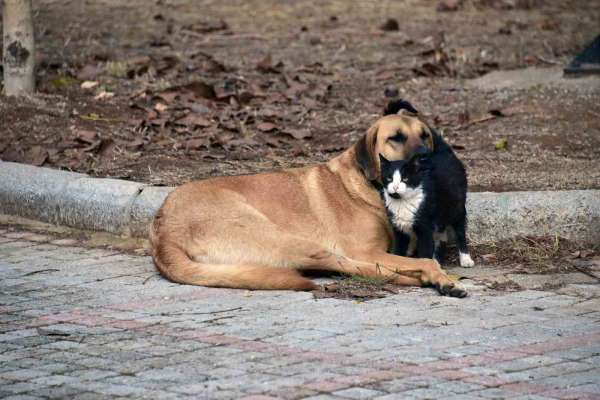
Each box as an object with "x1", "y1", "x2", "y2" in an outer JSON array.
[{"x1": 1, "y1": 228, "x2": 599, "y2": 399}]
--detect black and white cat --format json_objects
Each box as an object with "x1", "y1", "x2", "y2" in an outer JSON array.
[{"x1": 379, "y1": 153, "x2": 474, "y2": 267}]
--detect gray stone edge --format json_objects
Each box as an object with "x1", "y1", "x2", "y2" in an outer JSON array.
[{"x1": 1, "y1": 161, "x2": 599, "y2": 244}]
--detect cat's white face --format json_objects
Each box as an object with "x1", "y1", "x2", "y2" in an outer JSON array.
[
  {"x1": 385, "y1": 170, "x2": 407, "y2": 198},
  {"x1": 384, "y1": 168, "x2": 423, "y2": 202}
]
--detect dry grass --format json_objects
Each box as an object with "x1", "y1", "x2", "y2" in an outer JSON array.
[{"x1": 470, "y1": 235, "x2": 598, "y2": 273}]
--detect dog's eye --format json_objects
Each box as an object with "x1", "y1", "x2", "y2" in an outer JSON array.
[
  {"x1": 389, "y1": 132, "x2": 407, "y2": 143},
  {"x1": 420, "y1": 130, "x2": 429, "y2": 140}
]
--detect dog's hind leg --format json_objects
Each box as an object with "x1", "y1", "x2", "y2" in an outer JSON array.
[{"x1": 452, "y1": 219, "x2": 474, "y2": 267}]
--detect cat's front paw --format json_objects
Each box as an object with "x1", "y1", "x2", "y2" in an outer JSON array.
[{"x1": 459, "y1": 252, "x2": 475, "y2": 267}]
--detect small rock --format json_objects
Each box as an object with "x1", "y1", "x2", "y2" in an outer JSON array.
[{"x1": 380, "y1": 18, "x2": 399, "y2": 32}]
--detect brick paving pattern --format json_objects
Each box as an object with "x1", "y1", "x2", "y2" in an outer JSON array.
[{"x1": 1, "y1": 228, "x2": 599, "y2": 399}]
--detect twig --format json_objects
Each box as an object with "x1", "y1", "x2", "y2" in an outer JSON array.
[
  {"x1": 23, "y1": 269, "x2": 59, "y2": 276},
  {"x1": 181, "y1": 30, "x2": 267, "y2": 41},
  {"x1": 566, "y1": 261, "x2": 600, "y2": 282},
  {"x1": 142, "y1": 274, "x2": 160, "y2": 285},
  {"x1": 536, "y1": 55, "x2": 561, "y2": 65},
  {"x1": 198, "y1": 315, "x2": 236, "y2": 324},
  {"x1": 458, "y1": 115, "x2": 497, "y2": 129},
  {"x1": 156, "y1": 306, "x2": 244, "y2": 317}
]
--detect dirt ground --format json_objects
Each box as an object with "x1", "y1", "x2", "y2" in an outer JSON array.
[{"x1": 1, "y1": 0, "x2": 599, "y2": 191}]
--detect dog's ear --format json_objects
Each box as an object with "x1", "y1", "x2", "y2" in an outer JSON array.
[
  {"x1": 355, "y1": 123, "x2": 379, "y2": 181},
  {"x1": 383, "y1": 99, "x2": 419, "y2": 116}
]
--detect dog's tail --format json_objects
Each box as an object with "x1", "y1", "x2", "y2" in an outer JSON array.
[{"x1": 149, "y1": 217, "x2": 318, "y2": 291}]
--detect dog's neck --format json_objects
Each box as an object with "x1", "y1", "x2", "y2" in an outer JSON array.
[{"x1": 326, "y1": 148, "x2": 385, "y2": 211}]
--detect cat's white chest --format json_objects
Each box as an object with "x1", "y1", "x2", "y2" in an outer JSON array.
[{"x1": 384, "y1": 187, "x2": 425, "y2": 233}]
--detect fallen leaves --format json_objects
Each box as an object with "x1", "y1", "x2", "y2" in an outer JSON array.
[
  {"x1": 313, "y1": 279, "x2": 399, "y2": 301},
  {"x1": 81, "y1": 81, "x2": 99, "y2": 90},
  {"x1": 94, "y1": 91, "x2": 115, "y2": 101},
  {"x1": 281, "y1": 128, "x2": 312, "y2": 140},
  {"x1": 437, "y1": 0, "x2": 463, "y2": 12},
  {"x1": 494, "y1": 138, "x2": 508, "y2": 150},
  {"x1": 256, "y1": 122, "x2": 278, "y2": 132},
  {"x1": 26, "y1": 146, "x2": 49, "y2": 166},
  {"x1": 256, "y1": 54, "x2": 284, "y2": 73},
  {"x1": 176, "y1": 114, "x2": 212, "y2": 128}
]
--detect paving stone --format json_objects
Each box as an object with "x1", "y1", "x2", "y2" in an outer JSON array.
[
  {"x1": 332, "y1": 387, "x2": 386, "y2": 399},
  {"x1": 1, "y1": 233, "x2": 600, "y2": 399},
  {"x1": 0, "y1": 369, "x2": 50, "y2": 381}
]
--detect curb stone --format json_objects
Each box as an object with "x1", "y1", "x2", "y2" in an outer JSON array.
[
  {"x1": 0, "y1": 161, "x2": 173, "y2": 237},
  {"x1": 1, "y1": 161, "x2": 598, "y2": 244}
]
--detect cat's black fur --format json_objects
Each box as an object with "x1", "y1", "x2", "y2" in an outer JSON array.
[
  {"x1": 379, "y1": 154, "x2": 436, "y2": 259},
  {"x1": 381, "y1": 99, "x2": 471, "y2": 265}
]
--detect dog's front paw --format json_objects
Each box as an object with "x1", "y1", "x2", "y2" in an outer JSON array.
[
  {"x1": 435, "y1": 281, "x2": 468, "y2": 298},
  {"x1": 459, "y1": 252, "x2": 475, "y2": 268}
]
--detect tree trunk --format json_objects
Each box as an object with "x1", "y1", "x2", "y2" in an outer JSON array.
[{"x1": 2, "y1": 0, "x2": 35, "y2": 95}]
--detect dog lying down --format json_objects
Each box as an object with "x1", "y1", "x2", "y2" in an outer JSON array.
[{"x1": 151, "y1": 104, "x2": 468, "y2": 297}]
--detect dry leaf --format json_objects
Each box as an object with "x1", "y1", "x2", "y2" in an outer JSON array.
[
  {"x1": 184, "y1": 138, "x2": 210, "y2": 150},
  {"x1": 81, "y1": 81, "x2": 99, "y2": 90},
  {"x1": 178, "y1": 114, "x2": 212, "y2": 128},
  {"x1": 94, "y1": 91, "x2": 115, "y2": 101},
  {"x1": 281, "y1": 129, "x2": 312, "y2": 140},
  {"x1": 481, "y1": 253, "x2": 497, "y2": 262},
  {"x1": 26, "y1": 146, "x2": 48, "y2": 166},
  {"x1": 154, "y1": 103, "x2": 169, "y2": 113},
  {"x1": 76, "y1": 130, "x2": 97, "y2": 144},
  {"x1": 437, "y1": 0, "x2": 462, "y2": 12},
  {"x1": 256, "y1": 122, "x2": 277, "y2": 132},
  {"x1": 256, "y1": 54, "x2": 284, "y2": 73},
  {"x1": 495, "y1": 138, "x2": 508, "y2": 150},
  {"x1": 77, "y1": 64, "x2": 99, "y2": 81}
]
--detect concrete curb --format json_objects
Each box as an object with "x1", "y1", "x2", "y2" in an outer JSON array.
[
  {"x1": 1, "y1": 161, "x2": 598, "y2": 244},
  {"x1": 0, "y1": 161, "x2": 172, "y2": 237}
]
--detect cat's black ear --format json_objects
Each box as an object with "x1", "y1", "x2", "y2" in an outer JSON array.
[
  {"x1": 416, "y1": 154, "x2": 433, "y2": 172},
  {"x1": 383, "y1": 99, "x2": 419, "y2": 116}
]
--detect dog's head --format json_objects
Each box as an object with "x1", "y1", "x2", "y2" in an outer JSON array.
[{"x1": 354, "y1": 113, "x2": 434, "y2": 182}]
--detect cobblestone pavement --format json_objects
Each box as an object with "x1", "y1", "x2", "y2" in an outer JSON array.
[{"x1": 1, "y1": 228, "x2": 599, "y2": 400}]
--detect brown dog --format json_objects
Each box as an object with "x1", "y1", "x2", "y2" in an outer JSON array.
[{"x1": 150, "y1": 113, "x2": 467, "y2": 297}]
